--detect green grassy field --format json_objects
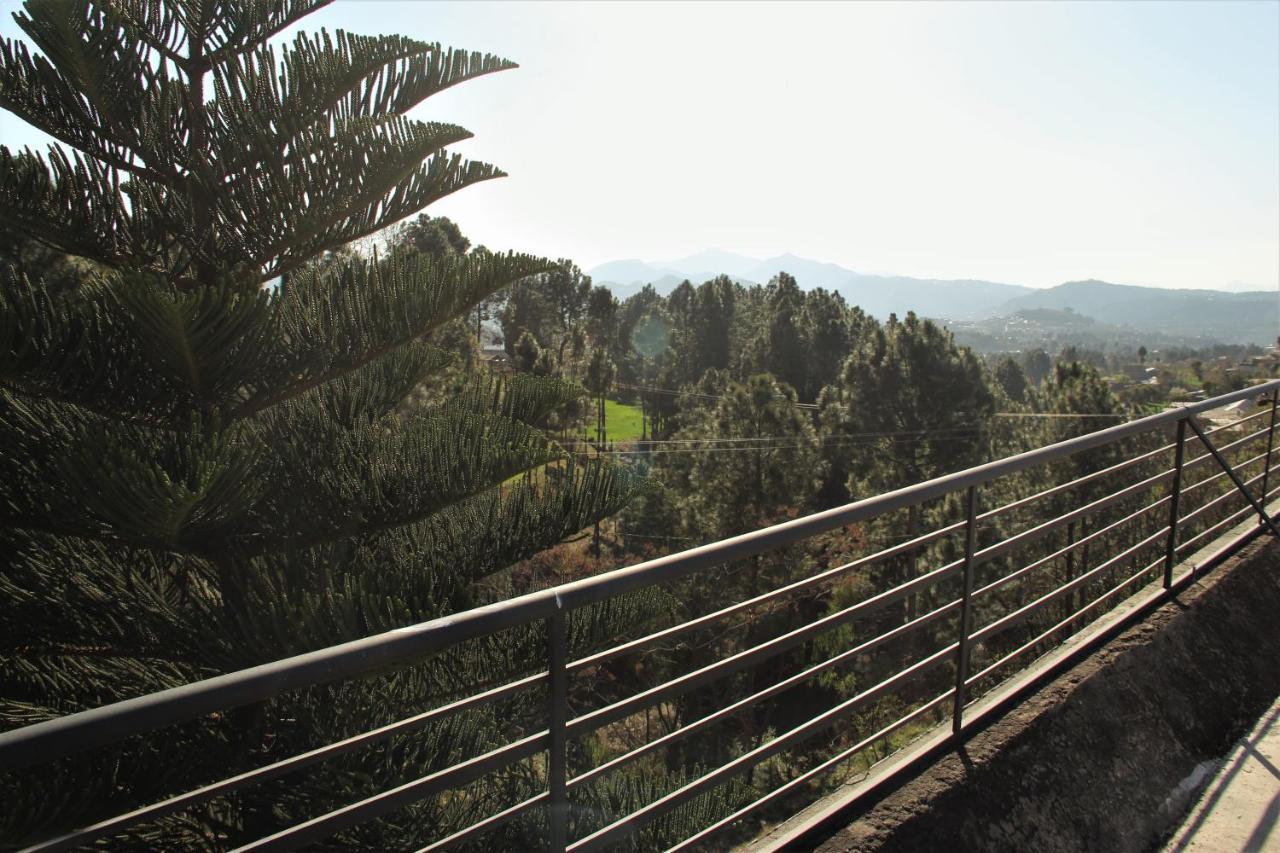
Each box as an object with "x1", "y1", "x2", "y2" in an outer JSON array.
[{"x1": 581, "y1": 399, "x2": 645, "y2": 442}]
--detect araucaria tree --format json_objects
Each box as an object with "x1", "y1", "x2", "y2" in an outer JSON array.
[{"x1": 0, "y1": 0, "x2": 634, "y2": 846}]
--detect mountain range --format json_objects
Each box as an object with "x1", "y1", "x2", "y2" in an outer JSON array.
[{"x1": 588, "y1": 252, "x2": 1278, "y2": 346}]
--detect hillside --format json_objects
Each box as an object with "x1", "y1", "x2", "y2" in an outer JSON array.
[
  {"x1": 997, "y1": 280, "x2": 1278, "y2": 345},
  {"x1": 588, "y1": 254, "x2": 1278, "y2": 346},
  {"x1": 834, "y1": 275, "x2": 1030, "y2": 320},
  {"x1": 948, "y1": 308, "x2": 1224, "y2": 354}
]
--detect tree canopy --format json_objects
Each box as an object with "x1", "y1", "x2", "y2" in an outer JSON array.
[{"x1": 0, "y1": 1, "x2": 635, "y2": 846}]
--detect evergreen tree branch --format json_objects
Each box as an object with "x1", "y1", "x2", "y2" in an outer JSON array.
[
  {"x1": 210, "y1": 31, "x2": 515, "y2": 178},
  {"x1": 3, "y1": 644, "x2": 197, "y2": 666},
  {"x1": 199, "y1": 0, "x2": 336, "y2": 68},
  {"x1": 0, "y1": 516, "x2": 164, "y2": 552},
  {"x1": 233, "y1": 250, "x2": 553, "y2": 419},
  {"x1": 95, "y1": 0, "x2": 189, "y2": 68},
  {"x1": 1, "y1": 270, "x2": 276, "y2": 426},
  {"x1": 233, "y1": 406, "x2": 566, "y2": 557},
  {"x1": 0, "y1": 3, "x2": 649, "y2": 845},
  {"x1": 0, "y1": 40, "x2": 171, "y2": 183},
  {"x1": 4, "y1": 4, "x2": 185, "y2": 184},
  {"x1": 0, "y1": 146, "x2": 173, "y2": 268},
  {"x1": 241, "y1": 128, "x2": 503, "y2": 278}
]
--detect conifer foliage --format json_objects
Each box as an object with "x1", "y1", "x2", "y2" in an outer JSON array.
[{"x1": 0, "y1": 0, "x2": 633, "y2": 845}]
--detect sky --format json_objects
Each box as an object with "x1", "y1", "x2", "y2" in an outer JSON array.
[{"x1": 1, "y1": 0, "x2": 1278, "y2": 292}]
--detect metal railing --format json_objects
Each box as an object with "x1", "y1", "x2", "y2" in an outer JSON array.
[{"x1": 2, "y1": 380, "x2": 1279, "y2": 852}]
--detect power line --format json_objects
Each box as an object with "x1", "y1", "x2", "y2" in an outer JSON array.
[
  {"x1": 565, "y1": 425, "x2": 986, "y2": 446},
  {"x1": 618, "y1": 531, "x2": 700, "y2": 542},
  {"x1": 565, "y1": 409, "x2": 1166, "y2": 456},
  {"x1": 611, "y1": 380, "x2": 1133, "y2": 419},
  {"x1": 612, "y1": 380, "x2": 819, "y2": 410},
  {"x1": 570, "y1": 432, "x2": 985, "y2": 456},
  {"x1": 994, "y1": 412, "x2": 1128, "y2": 419},
  {"x1": 562, "y1": 410, "x2": 1135, "y2": 458}
]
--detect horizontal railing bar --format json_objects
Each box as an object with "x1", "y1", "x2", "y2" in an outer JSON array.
[
  {"x1": 1185, "y1": 463, "x2": 1275, "y2": 523},
  {"x1": 975, "y1": 409, "x2": 1268, "y2": 532},
  {"x1": 760, "y1": 498, "x2": 1278, "y2": 853},
  {"x1": 1180, "y1": 449, "x2": 1270, "y2": 499},
  {"x1": 566, "y1": 557, "x2": 962, "y2": 739},
  {"x1": 1177, "y1": 479, "x2": 1279, "y2": 555},
  {"x1": 664, "y1": 689, "x2": 956, "y2": 853},
  {"x1": 971, "y1": 472, "x2": 1280, "y2": 694},
  {"x1": 568, "y1": 519, "x2": 966, "y2": 675},
  {"x1": 965, "y1": 554, "x2": 1164, "y2": 691},
  {"x1": 1187, "y1": 417, "x2": 1280, "y2": 538},
  {"x1": 413, "y1": 792, "x2": 549, "y2": 853},
  {"x1": 1182, "y1": 410, "x2": 1274, "y2": 465},
  {"x1": 973, "y1": 467, "x2": 1173, "y2": 567},
  {"x1": 977, "y1": 440, "x2": 1170, "y2": 521},
  {"x1": 20, "y1": 671, "x2": 547, "y2": 852},
  {"x1": 1181, "y1": 427, "x2": 1272, "y2": 484},
  {"x1": 1196, "y1": 405, "x2": 1274, "y2": 436},
  {"x1": 568, "y1": 642, "x2": 959, "y2": 852},
  {"x1": 1193, "y1": 419, "x2": 1272, "y2": 455},
  {"x1": 1182, "y1": 492, "x2": 1280, "y2": 578},
  {"x1": 1176, "y1": 466, "x2": 1273, "y2": 535},
  {"x1": 4, "y1": 382, "x2": 1273, "y2": 771},
  {"x1": 976, "y1": 407, "x2": 1269, "y2": 525},
  {"x1": 665, "y1": 412, "x2": 1275, "y2": 851},
  {"x1": 568, "y1": 598, "x2": 961, "y2": 791},
  {"x1": 969, "y1": 523, "x2": 1170, "y2": 647},
  {"x1": 234, "y1": 732, "x2": 548, "y2": 853},
  {"x1": 0, "y1": 613, "x2": 563, "y2": 772},
  {"x1": 719, "y1": 487, "x2": 1277, "y2": 853},
  {"x1": 971, "y1": 494, "x2": 1170, "y2": 603}
]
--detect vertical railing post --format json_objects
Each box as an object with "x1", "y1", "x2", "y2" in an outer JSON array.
[
  {"x1": 1259, "y1": 395, "x2": 1278, "y2": 526},
  {"x1": 1163, "y1": 418, "x2": 1187, "y2": 589},
  {"x1": 548, "y1": 609, "x2": 569, "y2": 852},
  {"x1": 952, "y1": 486, "x2": 979, "y2": 736}
]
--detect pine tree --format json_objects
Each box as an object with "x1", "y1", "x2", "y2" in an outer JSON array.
[
  {"x1": 819, "y1": 312, "x2": 995, "y2": 629},
  {"x1": 800, "y1": 287, "x2": 855, "y2": 402},
  {"x1": 0, "y1": 1, "x2": 636, "y2": 846},
  {"x1": 827, "y1": 311, "x2": 994, "y2": 495},
  {"x1": 693, "y1": 276, "x2": 735, "y2": 375},
  {"x1": 747, "y1": 273, "x2": 807, "y2": 397},
  {"x1": 994, "y1": 355, "x2": 1029, "y2": 404}
]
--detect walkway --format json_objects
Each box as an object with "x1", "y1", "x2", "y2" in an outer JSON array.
[{"x1": 1164, "y1": 696, "x2": 1280, "y2": 853}]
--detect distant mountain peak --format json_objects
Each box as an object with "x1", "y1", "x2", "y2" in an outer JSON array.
[{"x1": 656, "y1": 249, "x2": 760, "y2": 280}]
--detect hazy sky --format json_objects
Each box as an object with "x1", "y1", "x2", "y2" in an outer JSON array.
[{"x1": 2, "y1": 0, "x2": 1278, "y2": 291}]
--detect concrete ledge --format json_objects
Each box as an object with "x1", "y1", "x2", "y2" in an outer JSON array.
[
  {"x1": 755, "y1": 513, "x2": 1280, "y2": 852},
  {"x1": 1162, "y1": 695, "x2": 1280, "y2": 852}
]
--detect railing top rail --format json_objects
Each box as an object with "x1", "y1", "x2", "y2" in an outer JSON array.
[{"x1": 2, "y1": 379, "x2": 1276, "y2": 771}]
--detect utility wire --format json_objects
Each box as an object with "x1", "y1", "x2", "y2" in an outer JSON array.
[
  {"x1": 612, "y1": 380, "x2": 1133, "y2": 419},
  {"x1": 570, "y1": 433, "x2": 985, "y2": 456},
  {"x1": 563, "y1": 429, "x2": 983, "y2": 449},
  {"x1": 994, "y1": 412, "x2": 1128, "y2": 419},
  {"x1": 562, "y1": 412, "x2": 1133, "y2": 458},
  {"x1": 563, "y1": 425, "x2": 986, "y2": 446},
  {"x1": 612, "y1": 380, "x2": 819, "y2": 410}
]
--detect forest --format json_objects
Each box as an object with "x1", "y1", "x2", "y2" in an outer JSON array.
[{"x1": 1, "y1": 1, "x2": 1276, "y2": 851}]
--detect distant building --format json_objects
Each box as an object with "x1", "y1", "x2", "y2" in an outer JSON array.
[{"x1": 1122, "y1": 365, "x2": 1158, "y2": 382}]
